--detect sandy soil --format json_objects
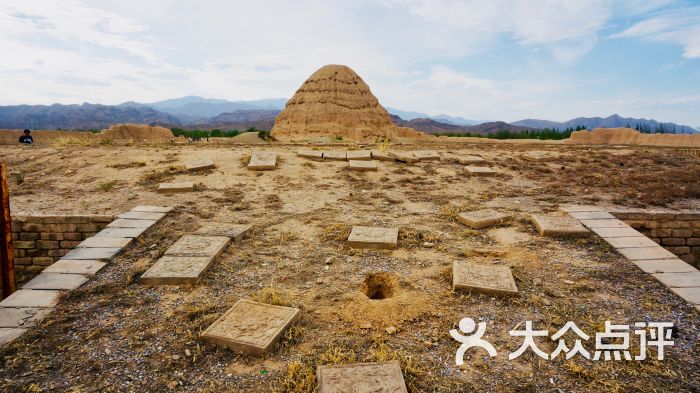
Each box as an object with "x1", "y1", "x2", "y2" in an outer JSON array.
[{"x1": 0, "y1": 141, "x2": 698, "y2": 392}]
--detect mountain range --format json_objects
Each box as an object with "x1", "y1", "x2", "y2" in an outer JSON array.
[{"x1": 0, "y1": 96, "x2": 696, "y2": 134}]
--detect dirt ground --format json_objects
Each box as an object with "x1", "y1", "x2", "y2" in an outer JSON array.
[{"x1": 0, "y1": 141, "x2": 699, "y2": 392}]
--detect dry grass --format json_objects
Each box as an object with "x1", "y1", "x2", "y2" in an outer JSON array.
[{"x1": 108, "y1": 161, "x2": 146, "y2": 169}]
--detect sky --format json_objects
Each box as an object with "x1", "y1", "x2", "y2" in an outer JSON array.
[{"x1": 1, "y1": 0, "x2": 699, "y2": 126}]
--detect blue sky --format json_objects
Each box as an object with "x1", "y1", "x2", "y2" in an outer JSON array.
[{"x1": 1, "y1": 0, "x2": 699, "y2": 126}]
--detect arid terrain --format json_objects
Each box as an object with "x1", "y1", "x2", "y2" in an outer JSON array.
[{"x1": 0, "y1": 141, "x2": 699, "y2": 392}]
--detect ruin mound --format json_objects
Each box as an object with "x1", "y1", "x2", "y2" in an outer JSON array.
[
  {"x1": 270, "y1": 64, "x2": 426, "y2": 142},
  {"x1": 100, "y1": 124, "x2": 174, "y2": 143},
  {"x1": 568, "y1": 127, "x2": 700, "y2": 147}
]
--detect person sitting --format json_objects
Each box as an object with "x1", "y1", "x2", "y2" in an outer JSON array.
[{"x1": 19, "y1": 129, "x2": 33, "y2": 145}]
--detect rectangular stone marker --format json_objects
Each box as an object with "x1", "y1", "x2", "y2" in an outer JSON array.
[
  {"x1": 457, "y1": 155, "x2": 485, "y2": 165},
  {"x1": 463, "y1": 166, "x2": 496, "y2": 176},
  {"x1": 579, "y1": 219, "x2": 630, "y2": 229},
  {"x1": 457, "y1": 209, "x2": 512, "y2": 229},
  {"x1": 617, "y1": 246, "x2": 677, "y2": 261},
  {"x1": 669, "y1": 287, "x2": 700, "y2": 305},
  {"x1": 388, "y1": 151, "x2": 418, "y2": 163},
  {"x1": 185, "y1": 158, "x2": 215, "y2": 171},
  {"x1": 568, "y1": 211, "x2": 616, "y2": 220},
  {"x1": 348, "y1": 160, "x2": 378, "y2": 172},
  {"x1": 415, "y1": 150, "x2": 440, "y2": 161},
  {"x1": 370, "y1": 150, "x2": 395, "y2": 161},
  {"x1": 93, "y1": 227, "x2": 147, "y2": 238},
  {"x1": 605, "y1": 236, "x2": 659, "y2": 249},
  {"x1": 201, "y1": 299, "x2": 300, "y2": 356},
  {"x1": 521, "y1": 151, "x2": 558, "y2": 162},
  {"x1": 117, "y1": 211, "x2": 166, "y2": 220},
  {"x1": 316, "y1": 361, "x2": 408, "y2": 393},
  {"x1": 298, "y1": 149, "x2": 323, "y2": 160},
  {"x1": 248, "y1": 152, "x2": 277, "y2": 170},
  {"x1": 591, "y1": 226, "x2": 643, "y2": 238},
  {"x1": 323, "y1": 150, "x2": 347, "y2": 161},
  {"x1": 346, "y1": 150, "x2": 372, "y2": 161},
  {"x1": 452, "y1": 261, "x2": 518, "y2": 296},
  {"x1": 108, "y1": 218, "x2": 156, "y2": 228},
  {"x1": 22, "y1": 273, "x2": 88, "y2": 290},
  {"x1": 652, "y1": 272, "x2": 700, "y2": 288},
  {"x1": 158, "y1": 182, "x2": 194, "y2": 193},
  {"x1": 531, "y1": 214, "x2": 589, "y2": 237},
  {"x1": 194, "y1": 223, "x2": 251, "y2": 241},
  {"x1": 132, "y1": 205, "x2": 173, "y2": 213},
  {"x1": 348, "y1": 226, "x2": 399, "y2": 250},
  {"x1": 0, "y1": 328, "x2": 26, "y2": 346},
  {"x1": 43, "y1": 259, "x2": 107, "y2": 275},
  {"x1": 559, "y1": 205, "x2": 602, "y2": 213},
  {"x1": 77, "y1": 236, "x2": 132, "y2": 249},
  {"x1": 140, "y1": 255, "x2": 216, "y2": 285},
  {"x1": 63, "y1": 247, "x2": 121, "y2": 260},
  {"x1": 629, "y1": 258, "x2": 698, "y2": 274},
  {"x1": 0, "y1": 289, "x2": 60, "y2": 308},
  {"x1": 165, "y1": 235, "x2": 230, "y2": 257},
  {"x1": 0, "y1": 308, "x2": 51, "y2": 328}
]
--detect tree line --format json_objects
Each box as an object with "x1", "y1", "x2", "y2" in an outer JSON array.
[{"x1": 434, "y1": 125, "x2": 587, "y2": 140}]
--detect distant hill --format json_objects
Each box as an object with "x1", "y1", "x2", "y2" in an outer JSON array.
[
  {"x1": 144, "y1": 96, "x2": 287, "y2": 120},
  {"x1": 513, "y1": 114, "x2": 696, "y2": 134},
  {"x1": 386, "y1": 107, "x2": 480, "y2": 125},
  {"x1": 390, "y1": 115, "x2": 534, "y2": 135},
  {"x1": 186, "y1": 109, "x2": 280, "y2": 130}
]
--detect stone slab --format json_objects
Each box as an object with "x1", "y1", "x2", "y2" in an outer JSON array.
[
  {"x1": 140, "y1": 255, "x2": 216, "y2": 285},
  {"x1": 370, "y1": 150, "x2": 395, "y2": 161},
  {"x1": 605, "y1": 236, "x2": 659, "y2": 249},
  {"x1": 348, "y1": 160, "x2": 378, "y2": 172},
  {"x1": 323, "y1": 150, "x2": 347, "y2": 161},
  {"x1": 617, "y1": 246, "x2": 677, "y2": 261},
  {"x1": 0, "y1": 328, "x2": 26, "y2": 346},
  {"x1": 63, "y1": 247, "x2": 121, "y2": 260},
  {"x1": 164, "y1": 235, "x2": 231, "y2": 257},
  {"x1": 201, "y1": 299, "x2": 300, "y2": 356},
  {"x1": 457, "y1": 209, "x2": 512, "y2": 229},
  {"x1": 43, "y1": 259, "x2": 107, "y2": 275},
  {"x1": 669, "y1": 287, "x2": 700, "y2": 304},
  {"x1": 414, "y1": 150, "x2": 440, "y2": 161},
  {"x1": 184, "y1": 158, "x2": 215, "y2": 171},
  {"x1": 158, "y1": 182, "x2": 194, "y2": 193},
  {"x1": 0, "y1": 289, "x2": 60, "y2": 308},
  {"x1": 117, "y1": 211, "x2": 166, "y2": 220},
  {"x1": 347, "y1": 226, "x2": 398, "y2": 250},
  {"x1": 531, "y1": 214, "x2": 589, "y2": 237},
  {"x1": 388, "y1": 151, "x2": 418, "y2": 163},
  {"x1": 194, "y1": 223, "x2": 251, "y2": 241},
  {"x1": 629, "y1": 258, "x2": 698, "y2": 274},
  {"x1": 568, "y1": 211, "x2": 616, "y2": 220},
  {"x1": 591, "y1": 226, "x2": 644, "y2": 238},
  {"x1": 77, "y1": 236, "x2": 132, "y2": 249},
  {"x1": 0, "y1": 308, "x2": 51, "y2": 328},
  {"x1": 653, "y1": 272, "x2": 700, "y2": 288},
  {"x1": 452, "y1": 261, "x2": 518, "y2": 296},
  {"x1": 456, "y1": 155, "x2": 485, "y2": 165},
  {"x1": 22, "y1": 273, "x2": 88, "y2": 290},
  {"x1": 248, "y1": 151, "x2": 277, "y2": 170},
  {"x1": 131, "y1": 206, "x2": 173, "y2": 213},
  {"x1": 346, "y1": 150, "x2": 372, "y2": 161},
  {"x1": 558, "y1": 205, "x2": 603, "y2": 213},
  {"x1": 297, "y1": 149, "x2": 323, "y2": 159},
  {"x1": 316, "y1": 361, "x2": 408, "y2": 393},
  {"x1": 579, "y1": 219, "x2": 630, "y2": 228},
  {"x1": 463, "y1": 166, "x2": 496, "y2": 176},
  {"x1": 93, "y1": 226, "x2": 147, "y2": 238},
  {"x1": 107, "y1": 218, "x2": 156, "y2": 228},
  {"x1": 521, "y1": 151, "x2": 559, "y2": 162}
]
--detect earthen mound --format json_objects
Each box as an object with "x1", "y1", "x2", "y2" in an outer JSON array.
[
  {"x1": 568, "y1": 127, "x2": 700, "y2": 147},
  {"x1": 100, "y1": 124, "x2": 174, "y2": 143}
]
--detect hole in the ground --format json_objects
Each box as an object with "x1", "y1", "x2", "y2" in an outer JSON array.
[{"x1": 360, "y1": 272, "x2": 399, "y2": 300}]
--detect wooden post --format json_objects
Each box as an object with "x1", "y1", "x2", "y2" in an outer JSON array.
[{"x1": 0, "y1": 163, "x2": 16, "y2": 299}]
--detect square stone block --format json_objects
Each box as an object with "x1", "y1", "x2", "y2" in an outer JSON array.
[
  {"x1": 415, "y1": 150, "x2": 440, "y2": 161},
  {"x1": 63, "y1": 247, "x2": 121, "y2": 260},
  {"x1": 457, "y1": 155, "x2": 485, "y2": 165},
  {"x1": 388, "y1": 151, "x2": 418, "y2": 163},
  {"x1": 0, "y1": 308, "x2": 51, "y2": 328},
  {"x1": 559, "y1": 205, "x2": 602, "y2": 213},
  {"x1": 653, "y1": 272, "x2": 700, "y2": 288},
  {"x1": 463, "y1": 166, "x2": 496, "y2": 176},
  {"x1": 629, "y1": 258, "x2": 697, "y2": 274},
  {"x1": 591, "y1": 226, "x2": 643, "y2": 238},
  {"x1": 108, "y1": 218, "x2": 156, "y2": 228},
  {"x1": 579, "y1": 219, "x2": 630, "y2": 228},
  {"x1": 140, "y1": 255, "x2": 216, "y2": 285},
  {"x1": 617, "y1": 246, "x2": 677, "y2": 261},
  {"x1": 348, "y1": 160, "x2": 377, "y2": 172},
  {"x1": 77, "y1": 236, "x2": 132, "y2": 249},
  {"x1": 605, "y1": 236, "x2": 659, "y2": 249},
  {"x1": 298, "y1": 149, "x2": 323, "y2": 160},
  {"x1": 117, "y1": 211, "x2": 166, "y2": 221},
  {"x1": 248, "y1": 151, "x2": 277, "y2": 170},
  {"x1": 316, "y1": 361, "x2": 408, "y2": 393},
  {"x1": 568, "y1": 211, "x2": 616, "y2": 220},
  {"x1": 0, "y1": 289, "x2": 60, "y2": 308},
  {"x1": 22, "y1": 273, "x2": 88, "y2": 290},
  {"x1": 158, "y1": 182, "x2": 194, "y2": 193},
  {"x1": 346, "y1": 150, "x2": 372, "y2": 161},
  {"x1": 531, "y1": 214, "x2": 589, "y2": 237},
  {"x1": 348, "y1": 226, "x2": 398, "y2": 250},
  {"x1": 43, "y1": 259, "x2": 107, "y2": 275},
  {"x1": 669, "y1": 287, "x2": 700, "y2": 304},
  {"x1": 201, "y1": 299, "x2": 300, "y2": 356},
  {"x1": 0, "y1": 328, "x2": 26, "y2": 346},
  {"x1": 94, "y1": 227, "x2": 147, "y2": 238},
  {"x1": 184, "y1": 158, "x2": 215, "y2": 171},
  {"x1": 521, "y1": 151, "x2": 559, "y2": 162},
  {"x1": 323, "y1": 151, "x2": 347, "y2": 161},
  {"x1": 131, "y1": 206, "x2": 173, "y2": 213},
  {"x1": 457, "y1": 209, "x2": 512, "y2": 229},
  {"x1": 452, "y1": 261, "x2": 518, "y2": 296},
  {"x1": 194, "y1": 223, "x2": 251, "y2": 241},
  {"x1": 370, "y1": 150, "x2": 395, "y2": 161},
  {"x1": 165, "y1": 235, "x2": 231, "y2": 257}
]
